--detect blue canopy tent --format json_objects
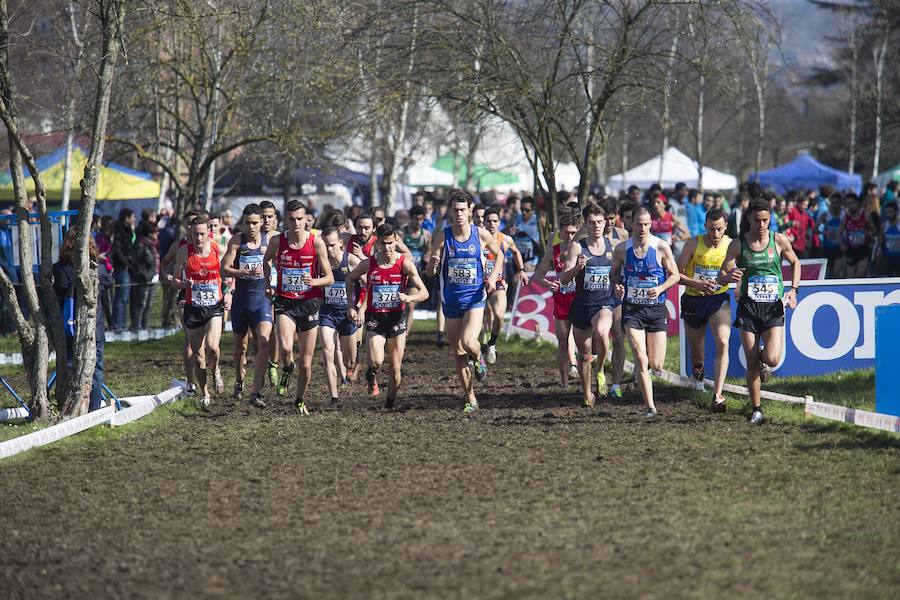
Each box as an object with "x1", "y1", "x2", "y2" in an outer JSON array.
[{"x1": 749, "y1": 153, "x2": 862, "y2": 194}]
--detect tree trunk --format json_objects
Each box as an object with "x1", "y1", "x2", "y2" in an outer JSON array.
[
  {"x1": 752, "y1": 50, "x2": 768, "y2": 177},
  {"x1": 621, "y1": 124, "x2": 629, "y2": 189},
  {"x1": 871, "y1": 34, "x2": 887, "y2": 180},
  {"x1": 61, "y1": 0, "x2": 125, "y2": 418},
  {"x1": 696, "y1": 72, "x2": 705, "y2": 191},
  {"x1": 659, "y1": 26, "x2": 680, "y2": 184},
  {"x1": 847, "y1": 26, "x2": 858, "y2": 174}
]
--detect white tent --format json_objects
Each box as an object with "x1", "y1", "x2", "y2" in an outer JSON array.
[
  {"x1": 403, "y1": 161, "x2": 455, "y2": 187},
  {"x1": 607, "y1": 147, "x2": 737, "y2": 192}
]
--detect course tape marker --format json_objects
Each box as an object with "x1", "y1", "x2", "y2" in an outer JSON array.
[
  {"x1": 0, "y1": 380, "x2": 185, "y2": 459},
  {"x1": 805, "y1": 401, "x2": 900, "y2": 433}
]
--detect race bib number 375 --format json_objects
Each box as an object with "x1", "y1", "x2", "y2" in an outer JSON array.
[{"x1": 282, "y1": 267, "x2": 311, "y2": 293}]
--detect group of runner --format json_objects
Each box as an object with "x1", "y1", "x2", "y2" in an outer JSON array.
[{"x1": 165, "y1": 189, "x2": 799, "y2": 424}]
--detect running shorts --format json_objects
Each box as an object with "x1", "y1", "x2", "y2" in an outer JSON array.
[
  {"x1": 183, "y1": 301, "x2": 224, "y2": 330},
  {"x1": 231, "y1": 295, "x2": 273, "y2": 335},
  {"x1": 568, "y1": 299, "x2": 615, "y2": 330},
  {"x1": 442, "y1": 297, "x2": 485, "y2": 320},
  {"x1": 319, "y1": 306, "x2": 357, "y2": 336},
  {"x1": 681, "y1": 293, "x2": 730, "y2": 330},
  {"x1": 733, "y1": 296, "x2": 784, "y2": 334},
  {"x1": 274, "y1": 296, "x2": 321, "y2": 331},
  {"x1": 621, "y1": 303, "x2": 668, "y2": 333},
  {"x1": 366, "y1": 311, "x2": 407, "y2": 338}
]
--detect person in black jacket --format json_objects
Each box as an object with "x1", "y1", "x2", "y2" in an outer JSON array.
[
  {"x1": 110, "y1": 208, "x2": 137, "y2": 332},
  {"x1": 53, "y1": 228, "x2": 112, "y2": 413},
  {"x1": 130, "y1": 221, "x2": 160, "y2": 330}
]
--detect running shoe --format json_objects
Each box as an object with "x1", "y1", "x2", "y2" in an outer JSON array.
[
  {"x1": 609, "y1": 385, "x2": 623, "y2": 400},
  {"x1": 474, "y1": 354, "x2": 488, "y2": 382},
  {"x1": 596, "y1": 368, "x2": 607, "y2": 396},
  {"x1": 249, "y1": 392, "x2": 266, "y2": 409},
  {"x1": 643, "y1": 407, "x2": 657, "y2": 418},
  {"x1": 328, "y1": 398, "x2": 341, "y2": 411},
  {"x1": 384, "y1": 397, "x2": 395, "y2": 410},
  {"x1": 199, "y1": 395, "x2": 211, "y2": 411},
  {"x1": 185, "y1": 383, "x2": 197, "y2": 397},
  {"x1": 277, "y1": 363, "x2": 294, "y2": 397},
  {"x1": 463, "y1": 402, "x2": 478, "y2": 414},
  {"x1": 584, "y1": 394, "x2": 595, "y2": 408},
  {"x1": 296, "y1": 401, "x2": 309, "y2": 415},
  {"x1": 339, "y1": 376, "x2": 351, "y2": 390},
  {"x1": 233, "y1": 379, "x2": 243, "y2": 398},
  {"x1": 749, "y1": 409, "x2": 764, "y2": 425},
  {"x1": 214, "y1": 369, "x2": 225, "y2": 394},
  {"x1": 346, "y1": 364, "x2": 357, "y2": 383},
  {"x1": 267, "y1": 361, "x2": 278, "y2": 387},
  {"x1": 711, "y1": 394, "x2": 727, "y2": 413},
  {"x1": 759, "y1": 359, "x2": 771, "y2": 383},
  {"x1": 692, "y1": 363, "x2": 705, "y2": 382},
  {"x1": 568, "y1": 365, "x2": 578, "y2": 380},
  {"x1": 485, "y1": 344, "x2": 497, "y2": 365},
  {"x1": 436, "y1": 332, "x2": 446, "y2": 348},
  {"x1": 366, "y1": 370, "x2": 380, "y2": 397}
]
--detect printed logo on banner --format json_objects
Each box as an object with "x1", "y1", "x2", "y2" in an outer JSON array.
[{"x1": 680, "y1": 278, "x2": 900, "y2": 378}]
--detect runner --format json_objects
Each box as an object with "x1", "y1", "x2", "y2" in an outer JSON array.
[
  {"x1": 676, "y1": 208, "x2": 732, "y2": 412},
  {"x1": 839, "y1": 192, "x2": 875, "y2": 279},
  {"x1": 318, "y1": 227, "x2": 362, "y2": 407},
  {"x1": 169, "y1": 215, "x2": 224, "y2": 410},
  {"x1": 263, "y1": 199, "x2": 334, "y2": 413},
  {"x1": 427, "y1": 190, "x2": 505, "y2": 413},
  {"x1": 481, "y1": 207, "x2": 527, "y2": 364},
  {"x1": 220, "y1": 203, "x2": 272, "y2": 408},
  {"x1": 532, "y1": 212, "x2": 581, "y2": 385},
  {"x1": 878, "y1": 201, "x2": 900, "y2": 276},
  {"x1": 559, "y1": 204, "x2": 617, "y2": 407},
  {"x1": 259, "y1": 200, "x2": 282, "y2": 388},
  {"x1": 607, "y1": 199, "x2": 636, "y2": 399},
  {"x1": 818, "y1": 192, "x2": 844, "y2": 278},
  {"x1": 717, "y1": 198, "x2": 801, "y2": 425},
  {"x1": 610, "y1": 206, "x2": 680, "y2": 418},
  {"x1": 403, "y1": 205, "x2": 431, "y2": 335},
  {"x1": 346, "y1": 223, "x2": 429, "y2": 409}
]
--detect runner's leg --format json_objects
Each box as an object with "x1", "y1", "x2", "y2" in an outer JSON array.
[
  {"x1": 367, "y1": 331, "x2": 386, "y2": 397},
  {"x1": 625, "y1": 327, "x2": 654, "y2": 411},
  {"x1": 573, "y1": 325, "x2": 594, "y2": 406},
  {"x1": 710, "y1": 304, "x2": 732, "y2": 397},
  {"x1": 233, "y1": 329, "x2": 250, "y2": 388},
  {"x1": 319, "y1": 325, "x2": 339, "y2": 399},
  {"x1": 340, "y1": 333, "x2": 357, "y2": 380},
  {"x1": 250, "y1": 321, "x2": 272, "y2": 396},
  {"x1": 760, "y1": 325, "x2": 783, "y2": 369},
  {"x1": 277, "y1": 314, "x2": 297, "y2": 369},
  {"x1": 295, "y1": 326, "x2": 317, "y2": 402},
  {"x1": 204, "y1": 316, "x2": 223, "y2": 389},
  {"x1": 592, "y1": 308, "x2": 613, "y2": 392},
  {"x1": 445, "y1": 316, "x2": 476, "y2": 406},
  {"x1": 740, "y1": 329, "x2": 762, "y2": 410},
  {"x1": 646, "y1": 330, "x2": 667, "y2": 372},
  {"x1": 386, "y1": 333, "x2": 406, "y2": 403},
  {"x1": 186, "y1": 326, "x2": 208, "y2": 398},
  {"x1": 554, "y1": 317, "x2": 572, "y2": 385},
  {"x1": 685, "y1": 324, "x2": 706, "y2": 376},
  {"x1": 610, "y1": 305, "x2": 625, "y2": 388}
]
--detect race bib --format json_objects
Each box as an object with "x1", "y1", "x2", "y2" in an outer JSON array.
[
  {"x1": 372, "y1": 284, "x2": 401, "y2": 310},
  {"x1": 411, "y1": 249, "x2": 424, "y2": 265},
  {"x1": 239, "y1": 255, "x2": 264, "y2": 279},
  {"x1": 282, "y1": 267, "x2": 311, "y2": 293},
  {"x1": 324, "y1": 281, "x2": 347, "y2": 306},
  {"x1": 748, "y1": 275, "x2": 779, "y2": 303},
  {"x1": 584, "y1": 265, "x2": 611, "y2": 292},
  {"x1": 886, "y1": 235, "x2": 900, "y2": 253},
  {"x1": 558, "y1": 279, "x2": 576, "y2": 295},
  {"x1": 191, "y1": 282, "x2": 219, "y2": 307},
  {"x1": 448, "y1": 257, "x2": 478, "y2": 285},
  {"x1": 626, "y1": 276, "x2": 657, "y2": 305},
  {"x1": 848, "y1": 229, "x2": 865, "y2": 247},
  {"x1": 693, "y1": 265, "x2": 719, "y2": 285}
]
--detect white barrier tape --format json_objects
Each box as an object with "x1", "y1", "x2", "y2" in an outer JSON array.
[
  {"x1": 118, "y1": 395, "x2": 155, "y2": 407},
  {"x1": 0, "y1": 406, "x2": 115, "y2": 459},
  {"x1": 805, "y1": 401, "x2": 900, "y2": 433},
  {"x1": 110, "y1": 383, "x2": 184, "y2": 427},
  {"x1": 0, "y1": 407, "x2": 29, "y2": 421}
]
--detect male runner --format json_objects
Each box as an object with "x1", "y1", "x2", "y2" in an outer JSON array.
[
  {"x1": 677, "y1": 208, "x2": 731, "y2": 412},
  {"x1": 220, "y1": 204, "x2": 272, "y2": 407},
  {"x1": 403, "y1": 205, "x2": 431, "y2": 335},
  {"x1": 559, "y1": 204, "x2": 616, "y2": 407},
  {"x1": 318, "y1": 227, "x2": 362, "y2": 407},
  {"x1": 263, "y1": 199, "x2": 334, "y2": 413},
  {"x1": 260, "y1": 200, "x2": 281, "y2": 387},
  {"x1": 427, "y1": 190, "x2": 504, "y2": 413},
  {"x1": 606, "y1": 199, "x2": 636, "y2": 399},
  {"x1": 532, "y1": 212, "x2": 581, "y2": 385},
  {"x1": 346, "y1": 223, "x2": 429, "y2": 409},
  {"x1": 718, "y1": 198, "x2": 800, "y2": 425},
  {"x1": 611, "y1": 206, "x2": 680, "y2": 417},
  {"x1": 481, "y1": 207, "x2": 527, "y2": 364},
  {"x1": 169, "y1": 215, "x2": 224, "y2": 410}
]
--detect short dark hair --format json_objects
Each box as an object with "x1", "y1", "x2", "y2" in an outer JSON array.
[
  {"x1": 355, "y1": 212, "x2": 375, "y2": 225},
  {"x1": 376, "y1": 223, "x2": 396, "y2": 239},
  {"x1": 706, "y1": 208, "x2": 725, "y2": 223},
  {"x1": 560, "y1": 213, "x2": 581, "y2": 228},
  {"x1": 322, "y1": 226, "x2": 341, "y2": 239},
  {"x1": 242, "y1": 203, "x2": 261, "y2": 217},
  {"x1": 192, "y1": 214, "x2": 210, "y2": 227},
  {"x1": 632, "y1": 205, "x2": 651, "y2": 220},
  {"x1": 618, "y1": 200, "x2": 639, "y2": 218},
  {"x1": 285, "y1": 199, "x2": 306, "y2": 214},
  {"x1": 137, "y1": 221, "x2": 156, "y2": 237},
  {"x1": 329, "y1": 212, "x2": 348, "y2": 228},
  {"x1": 410, "y1": 205, "x2": 425, "y2": 219},
  {"x1": 118, "y1": 208, "x2": 134, "y2": 222},
  {"x1": 884, "y1": 201, "x2": 898, "y2": 212},
  {"x1": 483, "y1": 207, "x2": 500, "y2": 221},
  {"x1": 448, "y1": 189, "x2": 474, "y2": 207},
  {"x1": 259, "y1": 200, "x2": 276, "y2": 212},
  {"x1": 582, "y1": 203, "x2": 606, "y2": 219},
  {"x1": 141, "y1": 208, "x2": 155, "y2": 221},
  {"x1": 747, "y1": 198, "x2": 771, "y2": 215}
]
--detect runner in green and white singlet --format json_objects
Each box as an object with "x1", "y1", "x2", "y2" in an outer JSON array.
[{"x1": 718, "y1": 198, "x2": 800, "y2": 425}]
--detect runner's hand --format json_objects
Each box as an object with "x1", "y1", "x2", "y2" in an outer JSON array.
[
  {"x1": 486, "y1": 274, "x2": 498, "y2": 291},
  {"x1": 699, "y1": 279, "x2": 719, "y2": 295},
  {"x1": 516, "y1": 271, "x2": 529, "y2": 285},
  {"x1": 398, "y1": 292, "x2": 411, "y2": 303},
  {"x1": 576, "y1": 255, "x2": 587, "y2": 270},
  {"x1": 223, "y1": 293, "x2": 232, "y2": 311},
  {"x1": 615, "y1": 284, "x2": 625, "y2": 299},
  {"x1": 647, "y1": 286, "x2": 661, "y2": 300},
  {"x1": 428, "y1": 254, "x2": 440, "y2": 274},
  {"x1": 549, "y1": 280, "x2": 560, "y2": 293},
  {"x1": 725, "y1": 267, "x2": 743, "y2": 285},
  {"x1": 301, "y1": 272, "x2": 313, "y2": 285},
  {"x1": 784, "y1": 288, "x2": 798, "y2": 309}
]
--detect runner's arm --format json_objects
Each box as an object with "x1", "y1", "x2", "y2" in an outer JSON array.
[
  {"x1": 168, "y1": 246, "x2": 190, "y2": 289},
  {"x1": 220, "y1": 235, "x2": 245, "y2": 279},
  {"x1": 426, "y1": 228, "x2": 444, "y2": 277},
  {"x1": 610, "y1": 244, "x2": 625, "y2": 298},
  {"x1": 312, "y1": 235, "x2": 334, "y2": 287},
  {"x1": 837, "y1": 219, "x2": 848, "y2": 251},
  {"x1": 400, "y1": 259, "x2": 429, "y2": 304},
  {"x1": 531, "y1": 247, "x2": 555, "y2": 289},
  {"x1": 775, "y1": 232, "x2": 801, "y2": 308},
  {"x1": 160, "y1": 238, "x2": 180, "y2": 273},
  {"x1": 655, "y1": 243, "x2": 681, "y2": 296},
  {"x1": 479, "y1": 227, "x2": 505, "y2": 285},
  {"x1": 558, "y1": 241, "x2": 584, "y2": 285},
  {"x1": 394, "y1": 237, "x2": 414, "y2": 260},
  {"x1": 675, "y1": 237, "x2": 712, "y2": 293},
  {"x1": 263, "y1": 233, "x2": 279, "y2": 292},
  {"x1": 507, "y1": 239, "x2": 528, "y2": 284},
  {"x1": 716, "y1": 238, "x2": 743, "y2": 286}
]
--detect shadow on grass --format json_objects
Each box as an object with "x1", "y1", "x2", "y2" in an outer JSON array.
[{"x1": 795, "y1": 419, "x2": 900, "y2": 451}]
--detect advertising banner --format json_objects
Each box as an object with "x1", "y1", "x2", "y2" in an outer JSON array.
[{"x1": 679, "y1": 278, "x2": 900, "y2": 378}]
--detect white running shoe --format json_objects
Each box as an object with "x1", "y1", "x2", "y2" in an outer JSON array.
[
  {"x1": 749, "y1": 409, "x2": 764, "y2": 425},
  {"x1": 485, "y1": 344, "x2": 497, "y2": 365},
  {"x1": 213, "y1": 369, "x2": 225, "y2": 394},
  {"x1": 200, "y1": 396, "x2": 211, "y2": 411}
]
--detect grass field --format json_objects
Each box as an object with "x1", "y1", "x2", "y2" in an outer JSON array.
[{"x1": 0, "y1": 320, "x2": 898, "y2": 598}]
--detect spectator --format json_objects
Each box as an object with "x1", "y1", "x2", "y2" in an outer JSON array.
[
  {"x1": 110, "y1": 209, "x2": 137, "y2": 332},
  {"x1": 686, "y1": 189, "x2": 707, "y2": 237},
  {"x1": 726, "y1": 192, "x2": 750, "y2": 238},
  {"x1": 221, "y1": 209, "x2": 235, "y2": 233},
  {"x1": 881, "y1": 181, "x2": 898, "y2": 208},
  {"x1": 422, "y1": 197, "x2": 436, "y2": 233},
  {"x1": 819, "y1": 192, "x2": 844, "y2": 278},
  {"x1": 140, "y1": 208, "x2": 157, "y2": 230},
  {"x1": 788, "y1": 194, "x2": 815, "y2": 258},
  {"x1": 649, "y1": 191, "x2": 687, "y2": 247},
  {"x1": 130, "y1": 221, "x2": 159, "y2": 330},
  {"x1": 878, "y1": 201, "x2": 900, "y2": 276},
  {"x1": 862, "y1": 182, "x2": 881, "y2": 230},
  {"x1": 52, "y1": 228, "x2": 112, "y2": 413},
  {"x1": 512, "y1": 196, "x2": 541, "y2": 245}
]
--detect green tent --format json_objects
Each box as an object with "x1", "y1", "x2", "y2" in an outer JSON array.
[
  {"x1": 876, "y1": 164, "x2": 900, "y2": 188},
  {"x1": 432, "y1": 153, "x2": 518, "y2": 189}
]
